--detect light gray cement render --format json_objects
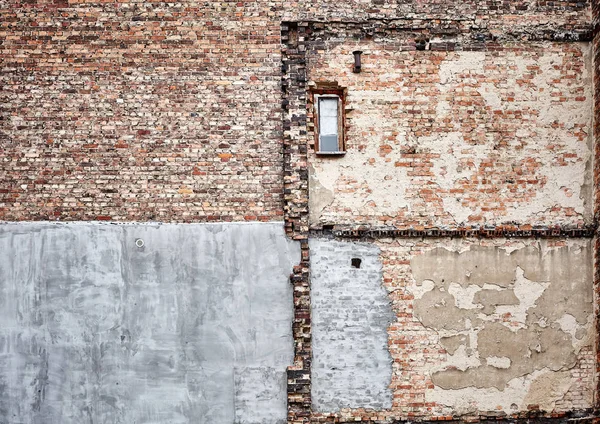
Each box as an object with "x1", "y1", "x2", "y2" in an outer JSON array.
[
  {"x1": 0, "y1": 222, "x2": 299, "y2": 424},
  {"x1": 310, "y1": 239, "x2": 394, "y2": 412}
]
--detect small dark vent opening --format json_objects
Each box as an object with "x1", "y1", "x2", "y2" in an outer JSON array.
[{"x1": 351, "y1": 258, "x2": 362, "y2": 269}]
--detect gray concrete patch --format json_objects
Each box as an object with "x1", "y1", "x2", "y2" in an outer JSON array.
[
  {"x1": 0, "y1": 222, "x2": 299, "y2": 424},
  {"x1": 310, "y1": 238, "x2": 394, "y2": 412}
]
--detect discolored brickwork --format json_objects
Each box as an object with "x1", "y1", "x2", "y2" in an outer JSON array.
[
  {"x1": 0, "y1": 1, "x2": 284, "y2": 222},
  {"x1": 0, "y1": 2, "x2": 594, "y2": 223},
  {"x1": 306, "y1": 26, "x2": 593, "y2": 229},
  {"x1": 1, "y1": 1, "x2": 599, "y2": 423}
]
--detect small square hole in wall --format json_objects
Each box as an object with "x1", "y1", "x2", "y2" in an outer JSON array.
[{"x1": 351, "y1": 258, "x2": 362, "y2": 269}]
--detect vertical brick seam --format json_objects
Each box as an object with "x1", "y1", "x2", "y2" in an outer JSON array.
[
  {"x1": 282, "y1": 22, "x2": 312, "y2": 424},
  {"x1": 593, "y1": 0, "x2": 600, "y2": 412}
]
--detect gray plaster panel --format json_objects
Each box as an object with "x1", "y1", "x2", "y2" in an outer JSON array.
[
  {"x1": 0, "y1": 222, "x2": 299, "y2": 424},
  {"x1": 310, "y1": 239, "x2": 393, "y2": 412}
]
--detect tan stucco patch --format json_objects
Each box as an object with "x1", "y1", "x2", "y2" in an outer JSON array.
[{"x1": 409, "y1": 242, "x2": 592, "y2": 411}]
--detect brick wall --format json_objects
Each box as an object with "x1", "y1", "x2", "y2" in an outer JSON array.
[
  {"x1": 283, "y1": 7, "x2": 596, "y2": 423},
  {"x1": 307, "y1": 30, "x2": 593, "y2": 229},
  {"x1": 0, "y1": 1, "x2": 593, "y2": 223},
  {"x1": 0, "y1": 1, "x2": 284, "y2": 222},
  {"x1": 285, "y1": 0, "x2": 591, "y2": 29},
  {"x1": 592, "y1": 0, "x2": 600, "y2": 411},
  {"x1": 1, "y1": 1, "x2": 597, "y2": 423}
]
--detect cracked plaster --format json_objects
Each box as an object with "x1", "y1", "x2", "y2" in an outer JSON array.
[{"x1": 409, "y1": 241, "x2": 593, "y2": 412}]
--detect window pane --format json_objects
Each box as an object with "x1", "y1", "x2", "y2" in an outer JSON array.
[
  {"x1": 319, "y1": 98, "x2": 338, "y2": 136},
  {"x1": 320, "y1": 135, "x2": 339, "y2": 152}
]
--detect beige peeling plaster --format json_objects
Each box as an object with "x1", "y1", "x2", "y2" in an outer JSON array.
[
  {"x1": 410, "y1": 241, "x2": 593, "y2": 413},
  {"x1": 309, "y1": 164, "x2": 335, "y2": 224},
  {"x1": 427, "y1": 45, "x2": 593, "y2": 224},
  {"x1": 309, "y1": 43, "x2": 592, "y2": 226},
  {"x1": 309, "y1": 101, "x2": 411, "y2": 225}
]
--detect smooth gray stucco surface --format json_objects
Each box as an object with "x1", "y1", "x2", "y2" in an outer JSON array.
[
  {"x1": 310, "y1": 239, "x2": 394, "y2": 412},
  {"x1": 0, "y1": 222, "x2": 299, "y2": 424}
]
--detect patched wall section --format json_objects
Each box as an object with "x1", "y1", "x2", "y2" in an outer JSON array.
[
  {"x1": 307, "y1": 238, "x2": 594, "y2": 423},
  {"x1": 380, "y1": 238, "x2": 594, "y2": 418},
  {"x1": 308, "y1": 39, "x2": 593, "y2": 228},
  {"x1": 412, "y1": 243, "x2": 594, "y2": 411},
  {"x1": 310, "y1": 238, "x2": 394, "y2": 412},
  {"x1": 0, "y1": 222, "x2": 299, "y2": 424}
]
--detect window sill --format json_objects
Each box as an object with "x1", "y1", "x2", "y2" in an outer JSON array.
[{"x1": 316, "y1": 151, "x2": 346, "y2": 157}]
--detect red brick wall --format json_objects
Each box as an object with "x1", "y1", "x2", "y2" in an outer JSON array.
[
  {"x1": 0, "y1": 1, "x2": 593, "y2": 223},
  {"x1": 0, "y1": 1, "x2": 284, "y2": 222}
]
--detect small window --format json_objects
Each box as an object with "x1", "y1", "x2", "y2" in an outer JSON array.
[{"x1": 314, "y1": 93, "x2": 345, "y2": 155}]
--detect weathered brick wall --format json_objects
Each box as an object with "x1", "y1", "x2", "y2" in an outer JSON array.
[
  {"x1": 2, "y1": 1, "x2": 597, "y2": 423},
  {"x1": 592, "y1": 0, "x2": 600, "y2": 411},
  {"x1": 285, "y1": 0, "x2": 591, "y2": 31},
  {"x1": 1, "y1": 1, "x2": 593, "y2": 223},
  {"x1": 594, "y1": 0, "x2": 600, "y2": 223},
  {"x1": 307, "y1": 30, "x2": 593, "y2": 229},
  {"x1": 310, "y1": 237, "x2": 595, "y2": 422},
  {"x1": 0, "y1": 1, "x2": 284, "y2": 222},
  {"x1": 282, "y1": 4, "x2": 595, "y2": 422}
]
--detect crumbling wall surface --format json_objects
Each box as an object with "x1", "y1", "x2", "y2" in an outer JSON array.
[
  {"x1": 311, "y1": 239, "x2": 595, "y2": 421},
  {"x1": 311, "y1": 237, "x2": 595, "y2": 422},
  {"x1": 308, "y1": 37, "x2": 593, "y2": 228},
  {"x1": 310, "y1": 238, "x2": 394, "y2": 412},
  {"x1": 392, "y1": 238, "x2": 594, "y2": 418},
  {"x1": 284, "y1": 1, "x2": 591, "y2": 30},
  {"x1": 283, "y1": 0, "x2": 592, "y2": 34},
  {"x1": 0, "y1": 222, "x2": 299, "y2": 424},
  {"x1": 0, "y1": 2, "x2": 284, "y2": 222},
  {"x1": 1, "y1": 1, "x2": 592, "y2": 223},
  {"x1": 592, "y1": 0, "x2": 600, "y2": 409}
]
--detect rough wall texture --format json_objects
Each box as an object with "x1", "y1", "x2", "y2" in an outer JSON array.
[
  {"x1": 289, "y1": 14, "x2": 597, "y2": 420},
  {"x1": 310, "y1": 238, "x2": 394, "y2": 413},
  {"x1": 1, "y1": 1, "x2": 598, "y2": 423},
  {"x1": 311, "y1": 238, "x2": 595, "y2": 422},
  {"x1": 0, "y1": 222, "x2": 299, "y2": 424},
  {"x1": 0, "y1": 1, "x2": 593, "y2": 222},
  {"x1": 284, "y1": 1, "x2": 592, "y2": 27},
  {"x1": 593, "y1": 0, "x2": 600, "y2": 411},
  {"x1": 0, "y1": 2, "x2": 284, "y2": 222},
  {"x1": 308, "y1": 37, "x2": 593, "y2": 228}
]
